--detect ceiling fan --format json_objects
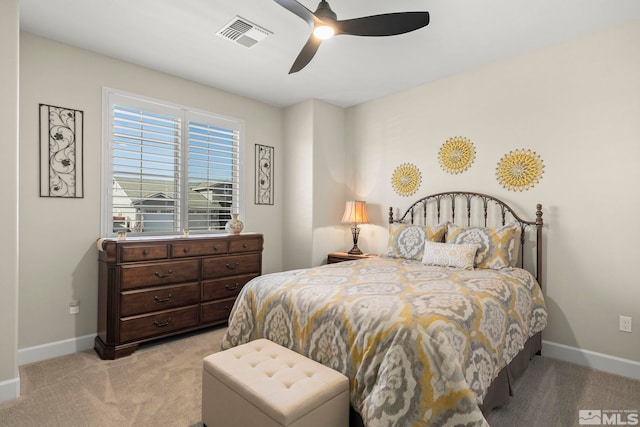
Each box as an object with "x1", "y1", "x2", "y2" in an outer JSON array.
[{"x1": 274, "y1": 0, "x2": 430, "y2": 73}]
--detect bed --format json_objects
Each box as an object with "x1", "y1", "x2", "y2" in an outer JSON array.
[{"x1": 222, "y1": 191, "x2": 547, "y2": 426}]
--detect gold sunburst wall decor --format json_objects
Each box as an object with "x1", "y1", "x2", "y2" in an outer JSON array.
[
  {"x1": 391, "y1": 163, "x2": 421, "y2": 196},
  {"x1": 438, "y1": 136, "x2": 476, "y2": 174},
  {"x1": 496, "y1": 149, "x2": 545, "y2": 191}
]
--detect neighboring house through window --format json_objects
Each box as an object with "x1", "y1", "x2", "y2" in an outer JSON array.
[{"x1": 102, "y1": 89, "x2": 244, "y2": 236}]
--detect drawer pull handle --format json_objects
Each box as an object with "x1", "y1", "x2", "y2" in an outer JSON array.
[
  {"x1": 225, "y1": 283, "x2": 239, "y2": 290},
  {"x1": 155, "y1": 269, "x2": 173, "y2": 279},
  {"x1": 242, "y1": 244, "x2": 248, "y2": 249},
  {"x1": 153, "y1": 318, "x2": 172, "y2": 328},
  {"x1": 142, "y1": 250, "x2": 149, "y2": 256},
  {"x1": 154, "y1": 294, "x2": 173, "y2": 303},
  {"x1": 183, "y1": 247, "x2": 190, "y2": 253},
  {"x1": 213, "y1": 246, "x2": 219, "y2": 252},
  {"x1": 225, "y1": 262, "x2": 240, "y2": 270},
  {"x1": 224, "y1": 306, "x2": 231, "y2": 312}
]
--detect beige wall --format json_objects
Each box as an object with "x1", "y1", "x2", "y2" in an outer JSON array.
[
  {"x1": 19, "y1": 33, "x2": 284, "y2": 349},
  {"x1": 283, "y1": 100, "x2": 314, "y2": 270},
  {"x1": 311, "y1": 100, "x2": 347, "y2": 266},
  {"x1": 283, "y1": 99, "x2": 348, "y2": 270},
  {"x1": 10, "y1": 9, "x2": 640, "y2": 384},
  {"x1": 346, "y1": 19, "x2": 640, "y2": 362},
  {"x1": 0, "y1": 0, "x2": 20, "y2": 402}
]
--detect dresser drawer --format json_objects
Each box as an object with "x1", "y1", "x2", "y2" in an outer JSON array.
[
  {"x1": 229, "y1": 237, "x2": 263, "y2": 254},
  {"x1": 120, "y1": 305, "x2": 198, "y2": 342},
  {"x1": 202, "y1": 254, "x2": 261, "y2": 279},
  {"x1": 120, "y1": 260, "x2": 199, "y2": 290},
  {"x1": 120, "y1": 244, "x2": 168, "y2": 262},
  {"x1": 120, "y1": 282, "x2": 200, "y2": 317},
  {"x1": 201, "y1": 298, "x2": 235, "y2": 324},
  {"x1": 119, "y1": 306, "x2": 199, "y2": 343},
  {"x1": 170, "y1": 240, "x2": 229, "y2": 258},
  {"x1": 202, "y1": 274, "x2": 257, "y2": 302}
]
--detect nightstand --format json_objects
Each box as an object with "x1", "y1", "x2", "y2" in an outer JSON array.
[{"x1": 327, "y1": 252, "x2": 377, "y2": 264}]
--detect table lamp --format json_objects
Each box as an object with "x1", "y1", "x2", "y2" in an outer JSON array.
[{"x1": 341, "y1": 200, "x2": 369, "y2": 255}]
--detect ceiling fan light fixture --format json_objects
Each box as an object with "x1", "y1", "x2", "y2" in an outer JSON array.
[
  {"x1": 313, "y1": 24, "x2": 335, "y2": 39},
  {"x1": 275, "y1": 0, "x2": 430, "y2": 73}
]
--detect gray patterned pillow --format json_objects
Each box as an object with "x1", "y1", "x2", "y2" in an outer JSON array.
[
  {"x1": 446, "y1": 223, "x2": 522, "y2": 269},
  {"x1": 383, "y1": 223, "x2": 447, "y2": 261}
]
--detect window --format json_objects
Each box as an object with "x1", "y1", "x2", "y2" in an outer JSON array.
[{"x1": 102, "y1": 90, "x2": 244, "y2": 236}]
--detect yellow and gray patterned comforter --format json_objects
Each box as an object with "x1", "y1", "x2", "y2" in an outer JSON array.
[{"x1": 222, "y1": 257, "x2": 547, "y2": 427}]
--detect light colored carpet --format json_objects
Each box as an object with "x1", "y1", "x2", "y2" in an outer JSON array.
[
  {"x1": 485, "y1": 355, "x2": 640, "y2": 427},
  {"x1": 0, "y1": 326, "x2": 226, "y2": 427},
  {"x1": 1, "y1": 326, "x2": 639, "y2": 427}
]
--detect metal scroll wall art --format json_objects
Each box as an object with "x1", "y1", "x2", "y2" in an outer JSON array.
[
  {"x1": 39, "y1": 104, "x2": 84, "y2": 198},
  {"x1": 255, "y1": 144, "x2": 274, "y2": 205}
]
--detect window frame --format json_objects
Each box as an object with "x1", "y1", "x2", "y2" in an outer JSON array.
[{"x1": 101, "y1": 88, "x2": 245, "y2": 237}]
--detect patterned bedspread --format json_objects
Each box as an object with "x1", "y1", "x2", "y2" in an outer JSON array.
[{"x1": 222, "y1": 257, "x2": 547, "y2": 427}]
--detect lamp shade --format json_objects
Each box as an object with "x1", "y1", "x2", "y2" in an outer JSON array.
[{"x1": 341, "y1": 201, "x2": 369, "y2": 224}]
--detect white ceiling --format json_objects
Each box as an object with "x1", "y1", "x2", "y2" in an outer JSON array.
[{"x1": 19, "y1": 0, "x2": 640, "y2": 108}]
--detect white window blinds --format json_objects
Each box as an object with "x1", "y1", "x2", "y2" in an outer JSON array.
[
  {"x1": 186, "y1": 117, "x2": 240, "y2": 232},
  {"x1": 103, "y1": 90, "x2": 243, "y2": 236}
]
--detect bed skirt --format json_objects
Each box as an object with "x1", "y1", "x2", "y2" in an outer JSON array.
[{"x1": 348, "y1": 331, "x2": 543, "y2": 427}]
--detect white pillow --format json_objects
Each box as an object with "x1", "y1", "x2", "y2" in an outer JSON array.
[{"x1": 421, "y1": 241, "x2": 480, "y2": 270}]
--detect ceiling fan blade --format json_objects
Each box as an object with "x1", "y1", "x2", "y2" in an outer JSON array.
[
  {"x1": 335, "y1": 12, "x2": 429, "y2": 36},
  {"x1": 273, "y1": 0, "x2": 319, "y2": 26},
  {"x1": 289, "y1": 34, "x2": 322, "y2": 74}
]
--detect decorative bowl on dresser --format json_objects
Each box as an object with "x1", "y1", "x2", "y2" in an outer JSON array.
[{"x1": 95, "y1": 233, "x2": 263, "y2": 360}]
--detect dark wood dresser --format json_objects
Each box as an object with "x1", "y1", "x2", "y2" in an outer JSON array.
[{"x1": 95, "y1": 233, "x2": 263, "y2": 359}]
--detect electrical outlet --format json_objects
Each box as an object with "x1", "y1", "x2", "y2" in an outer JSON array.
[
  {"x1": 69, "y1": 300, "x2": 80, "y2": 315},
  {"x1": 619, "y1": 315, "x2": 632, "y2": 333}
]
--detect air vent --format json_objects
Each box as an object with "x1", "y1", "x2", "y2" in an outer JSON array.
[{"x1": 217, "y1": 16, "x2": 272, "y2": 48}]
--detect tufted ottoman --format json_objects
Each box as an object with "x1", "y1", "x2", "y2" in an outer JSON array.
[{"x1": 202, "y1": 339, "x2": 349, "y2": 427}]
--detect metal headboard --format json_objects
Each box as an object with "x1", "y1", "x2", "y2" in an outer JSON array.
[{"x1": 388, "y1": 191, "x2": 543, "y2": 287}]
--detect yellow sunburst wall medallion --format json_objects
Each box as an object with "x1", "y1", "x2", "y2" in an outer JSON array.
[
  {"x1": 439, "y1": 136, "x2": 476, "y2": 174},
  {"x1": 391, "y1": 163, "x2": 421, "y2": 196},
  {"x1": 496, "y1": 149, "x2": 544, "y2": 191}
]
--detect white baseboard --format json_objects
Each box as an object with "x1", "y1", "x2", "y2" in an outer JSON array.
[
  {"x1": 0, "y1": 377, "x2": 20, "y2": 404},
  {"x1": 18, "y1": 333, "x2": 96, "y2": 366},
  {"x1": 542, "y1": 340, "x2": 640, "y2": 380}
]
